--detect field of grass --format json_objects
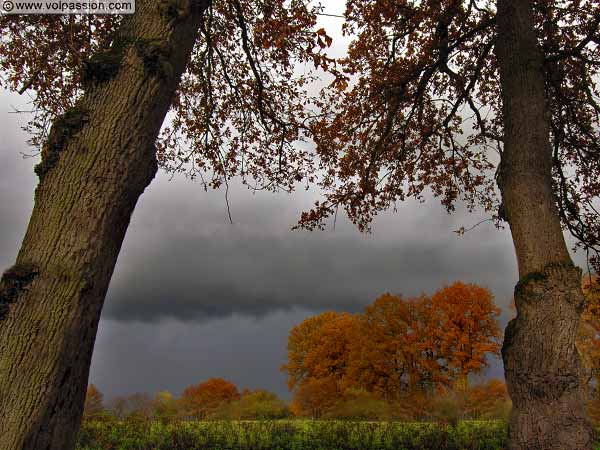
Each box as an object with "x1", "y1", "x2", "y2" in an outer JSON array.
[{"x1": 76, "y1": 419, "x2": 509, "y2": 450}]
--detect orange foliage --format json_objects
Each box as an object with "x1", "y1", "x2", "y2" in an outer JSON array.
[
  {"x1": 464, "y1": 379, "x2": 511, "y2": 420},
  {"x1": 282, "y1": 311, "x2": 357, "y2": 390},
  {"x1": 282, "y1": 311, "x2": 338, "y2": 391},
  {"x1": 431, "y1": 282, "x2": 501, "y2": 386},
  {"x1": 305, "y1": 313, "x2": 358, "y2": 383},
  {"x1": 0, "y1": 2, "x2": 334, "y2": 197},
  {"x1": 283, "y1": 282, "x2": 502, "y2": 415},
  {"x1": 83, "y1": 384, "x2": 105, "y2": 420},
  {"x1": 180, "y1": 378, "x2": 240, "y2": 420},
  {"x1": 283, "y1": 311, "x2": 358, "y2": 416},
  {"x1": 289, "y1": 377, "x2": 339, "y2": 418},
  {"x1": 347, "y1": 294, "x2": 440, "y2": 398}
]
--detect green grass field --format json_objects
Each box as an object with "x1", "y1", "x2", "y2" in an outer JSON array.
[{"x1": 77, "y1": 419, "x2": 510, "y2": 450}]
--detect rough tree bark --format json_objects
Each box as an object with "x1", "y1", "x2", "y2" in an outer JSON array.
[
  {"x1": 496, "y1": 0, "x2": 595, "y2": 448},
  {"x1": 0, "y1": 1, "x2": 209, "y2": 449}
]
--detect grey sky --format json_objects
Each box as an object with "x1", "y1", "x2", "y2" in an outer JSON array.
[{"x1": 0, "y1": 9, "x2": 589, "y2": 401}]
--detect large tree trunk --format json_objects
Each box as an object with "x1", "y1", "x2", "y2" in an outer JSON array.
[
  {"x1": 495, "y1": 0, "x2": 595, "y2": 449},
  {"x1": 0, "y1": 2, "x2": 209, "y2": 449}
]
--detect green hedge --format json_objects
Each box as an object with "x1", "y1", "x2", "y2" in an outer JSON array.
[{"x1": 76, "y1": 419, "x2": 508, "y2": 450}]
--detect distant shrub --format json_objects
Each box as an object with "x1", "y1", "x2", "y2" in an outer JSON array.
[
  {"x1": 213, "y1": 389, "x2": 290, "y2": 420},
  {"x1": 323, "y1": 389, "x2": 392, "y2": 421}
]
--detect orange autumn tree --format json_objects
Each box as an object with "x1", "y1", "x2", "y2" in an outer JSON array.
[
  {"x1": 347, "y1": 294, "x2": 414, "y2": 398},
  {"x1": 289, "y1": 377, "x2": 339, "y2": 419},
  {"x1": 347, "y1": 294, "x2": 441, "y2": 398},
  {"x1": 282, "y1": 311, "x2": 339, "y2": 390},
  {"x1": 301, "y1": 312, "x2": 358, "y2": 385},
  {"x1": 408, "y1": 294, "x2": 449, "y2": 390},
  {"x1": 282, "y1": 311, "x2": 358, "y2": 416},
  {"x1": 348, "y1": 287, "x2": 500, "y2": 397},
  {"x1": 431, "y1": 282, "x2": 501, "y2": 389},
  {"x1": 283, "y1": 282, "x2": 502, "y2": 416},
  {"x1": 180, "y1": 378, "x2": 240, "y2": 420}
]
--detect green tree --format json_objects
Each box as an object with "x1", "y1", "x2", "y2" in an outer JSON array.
[
  {"x1": 221, "y1": 389, "x2": 289, "y2": 420},
  {"x1": 152, "y1": 391, "x2": 179, "y2": 423}
]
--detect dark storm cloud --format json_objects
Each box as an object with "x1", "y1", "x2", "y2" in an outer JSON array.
[
  {"x1": 100, "y1": 170, "x2": 518, "y2": 323},
  {"x1": 104, "y1": 227, "x2": 515, "y2": 322}
]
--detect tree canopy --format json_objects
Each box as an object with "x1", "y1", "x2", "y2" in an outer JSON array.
[
  {"x1": 283, "y1": 282, "x2": 502, "y2": 412},
  {"x1": 2, "y1": 1, "x2": 598, "y2": 265},
  {"x1": 0, "y1": 1, "x2": 333, "y2": 194},
  {"x1": 180, "y1": 377, "x2": 241, "y2": 419},
  {"x1": 296, "y1": 0, "x2": 600, "y2": 271}
]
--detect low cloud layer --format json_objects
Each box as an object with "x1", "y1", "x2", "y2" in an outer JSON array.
[{"x1": 99, "y1": 171, "x2": 519, "y2": 323}]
